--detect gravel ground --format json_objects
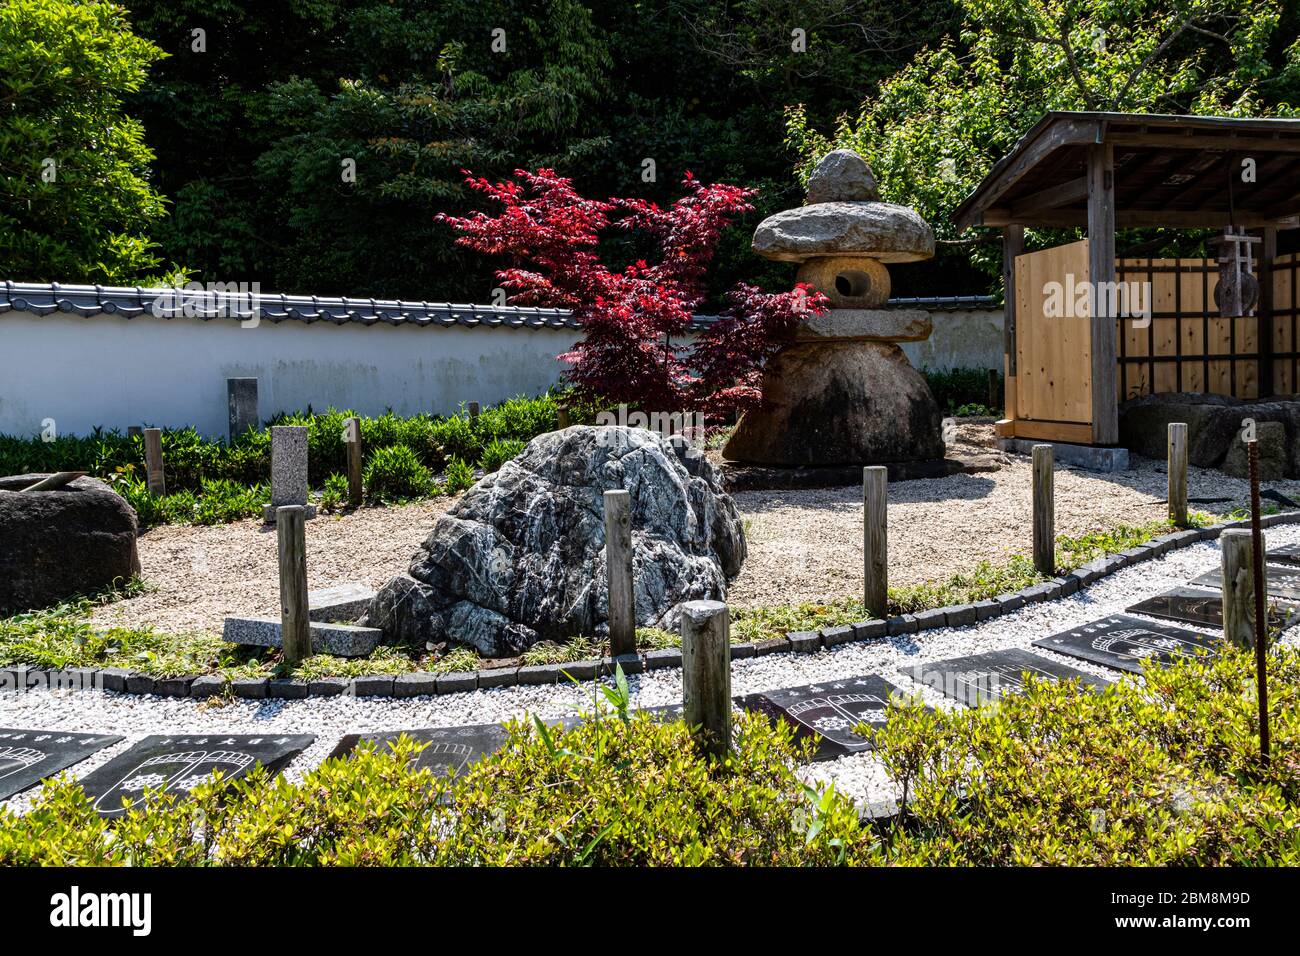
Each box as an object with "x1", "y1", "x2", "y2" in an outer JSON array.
[
  {"x1": 9, "y1": 522, "x2": 1298, "y2": 815},
  {"x1": 89, "y1": 423, "x2": 1300, "y2": 635}
]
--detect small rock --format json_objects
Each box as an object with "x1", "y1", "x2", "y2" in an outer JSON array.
[{"x1": 805, "y1": 149, "x2": 879, "y2": 204}]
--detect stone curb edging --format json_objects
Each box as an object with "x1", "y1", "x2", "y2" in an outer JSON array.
[{"x1": 8, "y1": 512, "x2": 1296, "y2": 701}]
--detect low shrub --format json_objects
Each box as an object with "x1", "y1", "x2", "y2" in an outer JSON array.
[
  {"x1": 442, "y1": 456, "x2": 475, "y2": 494},
  {"x1": 872, "y1": 647, "x2": 1300, "y2": 865},
  {"x1": 923, "y1": 367, "x2": 1001, "y2": 415},
  {"x1": 477, "y1": 438, "x2": 525, "y2": 473},
  {"x1": 364, "y1": 444, "x2": 433, "y2": 501},
  {"x1": 316, "y1": 472, "x2": 349, "y2": 512},
  {"x1": 0, "y1": 713, "x2": 862, "y2": 866}
]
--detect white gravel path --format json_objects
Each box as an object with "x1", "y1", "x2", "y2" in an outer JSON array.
[{"x1": 7, "y1": 522, "x2": 1299, "y2": 815}]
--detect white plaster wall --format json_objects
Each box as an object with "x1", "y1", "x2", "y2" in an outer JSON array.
[
  {"x1": 0, "y1": 307, "x2": 1007, "y2": 439},
  {"x1": 0, "y1": 311, "x2": 577, "y2": 438},
  {"x1": 901, "y1": 309, "x2": 1004, "y2": 372}
]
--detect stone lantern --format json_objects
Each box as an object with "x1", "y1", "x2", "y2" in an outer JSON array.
[{"x1": 722, "y1": 149, "x2": 946, "y2": 467}]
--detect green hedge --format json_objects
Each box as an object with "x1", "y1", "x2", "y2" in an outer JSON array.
[{"x1": 2, "y1": 648, "x2": 1296, "y2": 866}]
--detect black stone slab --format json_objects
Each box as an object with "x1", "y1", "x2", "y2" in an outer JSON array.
[
  {"x1": 903, "y1": 648, "x2": 1109, "y2": 707},
  {"x1": 79, "y1": 733, "x2": 314, "y2": 817},
  {"x1": 1266, "y1": 542, "x2": 1300, "y2": 567},
  {"x1": 1033, "y1": 614, "x2": 1221, "y2": 675},
  {"x1": 1191, "y1": 563, "x2": 1300, "y2": 601},
  {"x1": 1126, "y1": 586, "x2": 1296, "y2": 629},
  {"x1": 737, "y1": 675, "x2": 905, "y2": 761},
  {"x1": 329, "y1": 724, "x2": 509, "y2": 778},
  {"x1": 0, "y1": 728, "x2": 123, "y2": 800}
]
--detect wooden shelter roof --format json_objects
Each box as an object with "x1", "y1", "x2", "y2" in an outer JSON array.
[{"x1": 953, "y1": 111, "x2": 1300, "y2": 233}]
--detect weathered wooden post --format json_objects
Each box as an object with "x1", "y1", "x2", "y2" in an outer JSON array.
[
  {"x1": 277, "y1": 504, "x2": 312, "y2": 665},
  {"x1": 345, "y1": 416, "x2": 363, "y2": 508},
  {"x1": 127, "y1": 425, "x2": 143, "y2": 440},
  {"x1": 863, "y1": 466, "x2": 888, "y2": 616},
  {"x1": 467, "y1": 401, "x2": 480, "y2": 422},
  {"x1": 1220, "y1": 528, "x2": 1261, "y2": 650},
  {"x1": 680, "y1": 600, "x2": 730, "y2": 758},
  {"x1": 603, "y1": 489, "x2": 636, "y2": 657},
  {"x1": 987, "y1": 368, "x2": 1000, "y2": 410},
  {"x1": 1032, "y1": 444, "x2": 1054, "y2": 575},
  {"x1": 557, "y1": 407, "x2": 571, "y2": 430},
  {"x1": 1168, "y1": 422, "x2": 1188, "y2": 527},
  {"x1": 143, "y1": 428, "x2": 166, "y2": 496}
]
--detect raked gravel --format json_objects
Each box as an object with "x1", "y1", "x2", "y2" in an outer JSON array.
[{"x1": 6, "y1": 521, "x2": 1299, "y2": 815}]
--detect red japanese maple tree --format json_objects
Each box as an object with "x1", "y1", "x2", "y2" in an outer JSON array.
[{"x1": 436, "y1": 168, "x2": 825, "y2": 418}]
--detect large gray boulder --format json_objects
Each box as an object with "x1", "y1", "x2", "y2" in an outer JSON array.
[
  {"x1": 0, "y1": 474, "x2": 141, "y2": 614},
  {"x1": 1119, "y1": 392, "x2": 1300, "y2": 476},
  {"x1": 363, "y1": 426, "x2": 746, "y2": 656}
]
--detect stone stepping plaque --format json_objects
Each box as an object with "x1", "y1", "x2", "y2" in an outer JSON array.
[
  {"x1": 0, "y1": 728, "x2": 123, "y2": 800},
  {"x1": 903, "y1": 648, "x2": 1108, "y2": 708},
  {"x1": 329, "y1": 724, "x2": 509, "y2": 778},
  {"x1": 738, "y1": 674, "x2": 905, "y2": 760},
  {"x1": 1191, "y1": 563, "x2": 1300, "y2": 601},
  {"x1": 1126, "y1": 587, "x2": 1295, "y2": 629},
  {"x1": 1033, "y1": 615, "x2": 1221, "y2": 675},
  {"x1": 79, "y1": 733, "x2": 314, "y2": 817},
  {"x1": 1266, "y1": 542, "x2": 1300, "y2": 567}
]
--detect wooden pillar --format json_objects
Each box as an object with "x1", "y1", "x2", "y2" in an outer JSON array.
[
  {"x1": 1259, "y1": 227, "x2": 1277, "y2": 399},
  {"x1": 1087, "y1": 143, "x2": 1118, "y2": 446},
  {"x1": 467, "y1": 402, "x2": 480, "y2": 422},
  {"x1": 143, "y1": 428, "x2": 165, "y2": 496},
  {"x1": 277, "y1": 505, "x2": 312, "y2": 665},
  {"x1": 1032, "y1": 444, "x2": 1054, "y2": 575},
  {"x1": 557, "y1": 407, "x2": 571, "y2": 430},
  {"x1": 863, "y1": 466, "x2": 888, "y2": 616},
  {"x1": 1221, "y1": 528, "x2": 1263, "y2": 649},
  {"x1": 1168, "y1": 423, "x2": 1188, "y2": 526},
  {"x1": 603, "y1": 489, "x2": 636, "y2": 656},
  {"x1": 345, "y1": 417, "x2": 363, "y2": 507},
  {"x1": 1001, "y1": 225, "x2": 1024, "y2": 433},
  {"x1": 680, "y1": 600, "x2": 730, "y2": 758}
]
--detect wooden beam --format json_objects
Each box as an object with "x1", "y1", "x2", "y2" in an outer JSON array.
[
  {"x1": 979, "y1": 208, "x2": 1300, "y2": 229},
  {"x1": 1088, "y1": 142, "x2": 1119, "y2": 446},
  {"x1": 1260, "y1": 227, "x2": 1277, "y2": 398},
  {"x1": 1107, "y1": 132, "x2": 1300, "y2": 153},
  {"x1": 1009, "y1": 176, "x2": 1089, "y2": 218}
]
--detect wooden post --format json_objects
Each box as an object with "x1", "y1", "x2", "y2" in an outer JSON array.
[
  {"x1": 1032, "y1": 444, "x2": 1054, "y2": 575},
  {"x1": 1087, "y1": 142, "x2": 1118, "y2": 446},
  {"x1": 862, "y1": 466, "x2": 888, "y2": 616},
  {"x1": 143, "y1": 428, "x2": 165, "y2": 496},
  {"x1": 680, "y1": 600, "x2": 730, "y2": 759},
  {"x1": 1247, "y1": 439, "x2": 1271, "y2": 761},
  {"x1": 1168, "y1": 422, "x2": 1188, "y2": 527},
  {"x1": 277, "y1": 505, "x2": 312, "y2": 665},
  {"x1": 986, "y1": 368, "x2": 999, "y2": 411},
  {"x1": 345, "y1": 416, "x2": 363, "y2": 508},
  {"x1": 127, "y1": 425, "x2": 143, "y2": 440},
  {"x1": 1000, "y1": 224, "x2": 1024, "y2": 433},
  {"x1": 1221, "y1": 528, "x2": 1262, "y2": 650},
  {"x1": 467, "y1": 402, "x2": 480, "y2": 422},
  {"x1": 603, "y1": 489, "x2": 636, "y2": 656},
  {"x1": 1260, "y1": 227, "x2": 1277, "y2": 399},
  {"x1": 557, "y1": 407, "x2": 571, "y2": 430}
]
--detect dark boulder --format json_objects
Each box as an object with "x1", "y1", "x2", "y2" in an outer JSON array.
[
  {"x1": 364, "y1": 426, "x2": 746, "y2": 657},
  {"x1": 0, "y1": 474, "x2": 141, "y2": 614},
  {"x1": 1119, "y1": 392, "x2": 1300, "y2": 476}
]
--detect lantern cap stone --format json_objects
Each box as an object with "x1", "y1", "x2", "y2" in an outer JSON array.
[
  {"x1": 752, "y1": 201, "x2": 936, "y2": 263},
  {"x1": 805, "y1": 149, "x2": 879, "y2": 204}
]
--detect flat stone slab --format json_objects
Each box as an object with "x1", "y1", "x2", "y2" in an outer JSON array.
[
  {"x1": 222, "y1": 616, "x2": 382, "y2": 657},
  {"x1": 328, "y1": 724, "x2": 510, "y2": 779},
  {"x1": 1033, "y1": 615, "x2": 1222, "y2": 675},
  {"x1": 1267, "y1": 542, "x2": 1300, "y2": 566},
  {"x1": 79, "y1": 733, "x2": 314, "y2": 818},
  {"x1": 1126, "y1": 586, "x2": 1297, "y2": 629},
  {"x1": 794, "y1": 308, "x2": 932, "y2": 342},
  {"x1": 737, "y1": 674, "x2": 905, "y2": 760},
  {"x1": 752, "y1": 201, "x2": 935, "y2": 263},
  {"x1": 1191, "y1": 563, "x2": 1300, "y2": 601},
  {"x1": 308, "y1": 582, "x2": 375, "y2": 623},
  {"x1": 904, "y1": 648, "x2": 1108, "y2": 707},
  {"x1": 998, "y1": 438, "x2": 1130, "y2": 473},
  {"x1": 0, "y1": 728, "x2": 123, "y2": 800}
]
